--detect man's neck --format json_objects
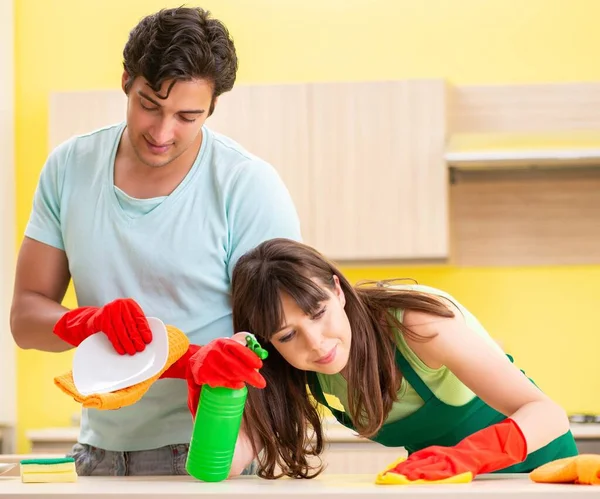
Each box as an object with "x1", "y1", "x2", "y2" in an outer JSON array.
[{"x1": 114, "y1": 128, "x2": 202, "y2": 199}]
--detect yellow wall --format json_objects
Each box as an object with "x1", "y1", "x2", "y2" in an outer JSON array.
[{"x1": 14, "y1": 0, "x2": 600, "y2": 452}]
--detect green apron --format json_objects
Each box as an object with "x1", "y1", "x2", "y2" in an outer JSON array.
[{"x1": 307, "y1": 349, "x2": 578, "y2": 473}]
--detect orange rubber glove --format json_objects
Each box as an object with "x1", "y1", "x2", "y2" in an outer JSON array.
[
  {"x1": 185, "y1": 338, "x2": 267, "y2": 418},
  {"x1": 384, "y1": 418, "x2": 527, "y2": 481},
  {"x1": 530, "y1": 455, "x2": 600, "y2": 485},
  {"x1": 159, "y1": 344, "x2": 202, "y2": 379},
  {"x1": 53, "y1": 298, "x2": 153, "y2": 356}
]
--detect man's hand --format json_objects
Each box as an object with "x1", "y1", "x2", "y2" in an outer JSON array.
[{"x1": 53, "y1": 298, "x2": 153, "y2": 355}]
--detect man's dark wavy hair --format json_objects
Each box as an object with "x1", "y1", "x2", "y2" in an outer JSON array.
[{"x1": 122, "y1": 7, "x2": 238, "y2": 115}]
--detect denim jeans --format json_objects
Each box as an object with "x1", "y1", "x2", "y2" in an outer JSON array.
[{"x1": 67, "y1": 442, "x2": 258, "y2": 477}]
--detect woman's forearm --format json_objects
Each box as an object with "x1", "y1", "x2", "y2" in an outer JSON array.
[
  {"x1": 510, "y1": 399, "x2": 571, "y2": 454},
  {"x1": 229, "y1": 424, "x2": 262, "y2": 477}
]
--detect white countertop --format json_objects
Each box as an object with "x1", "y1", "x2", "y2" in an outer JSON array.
[
  {"x1": 0, "y1": 473, "x2": 598, "y2": 498},
  {"x1": 570, "y1": 423, "x2": 600, "y2": 440}
]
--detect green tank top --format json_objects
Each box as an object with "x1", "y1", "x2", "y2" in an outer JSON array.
[
  {"x1": 316, "y1": 284, "x2": 505, "y2": 421},
  {"x1": 307, "y1": 284, "x2": 578, "y2": 472}
]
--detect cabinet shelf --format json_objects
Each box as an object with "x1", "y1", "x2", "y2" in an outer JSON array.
[{"x1": 445, "y1": 131, "x2": 600, "y2": 170}]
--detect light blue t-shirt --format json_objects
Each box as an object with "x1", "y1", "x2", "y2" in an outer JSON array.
[{"x1": 25, "y1": 121, "x2": 302, "y2": 451}]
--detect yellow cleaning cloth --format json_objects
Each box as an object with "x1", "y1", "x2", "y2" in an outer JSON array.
[
  {"x1": 20, "y1": 458, "x2": 77, "y2": 483},
  {"x1": 54, "y1": 325, "x2": 189, "y2": 410},
  {"x1": 375, "y1": 457, "x2": 473, "y2": 485},
  {"x1": 530, "y1": 454, "x2": 600, "y2": 485}
]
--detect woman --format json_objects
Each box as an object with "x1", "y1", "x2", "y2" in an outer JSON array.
[{"x1": 189, "y1": 238, "x2": 577, "y2": 480}]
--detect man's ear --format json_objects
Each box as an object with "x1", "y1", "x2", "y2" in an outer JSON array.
[
  {"x1": 122, "y1": 70, "x2": 131, "y2": 94},
  {"x1": 208, "y1": 95, "x2": 219, "y2": 117}
]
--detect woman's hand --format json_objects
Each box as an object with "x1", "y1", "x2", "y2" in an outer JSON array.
[
  {"x1": 189, "y1": 333, "x2": 266, "y2": 389},
  {"x1": 186, "y1": 333, "x2": 267, "y2": 417},
  {"x1": 402, "y1": 298, "x2": 570, "y2": 456},
  {"x1": 382, "y1": 418, "x2": 527, "y2": 481}
]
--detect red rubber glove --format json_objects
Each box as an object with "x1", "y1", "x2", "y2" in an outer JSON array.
[
  {"x1": 385, "y1": 418, "x2": 527, "y2": 481},
  {"x1": 159, "y1": 343, "x2": 202, "y2": 415},
  {"x1": 186, "y1": 337, "x2": 267, "y2": 418},
  {"x1": 53, "y1": 298, "x2": 153, "y2": 356}
]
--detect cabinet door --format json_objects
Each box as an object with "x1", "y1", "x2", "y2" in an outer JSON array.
[
  {"x1": 49, "y1": 90, "x2": 126, "y2": 149},
  {"x1": 206, "y1": 83, "x2": 314, "y2": 244},
  {"x1": 308, "y1": 80, "x2": 449, "y2": 260}
]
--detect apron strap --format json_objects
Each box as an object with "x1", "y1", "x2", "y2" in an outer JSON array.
[
  {"x1": 394, "y1": 349, "x2": 436, "y2": 402},
  {"x1": 306, "y1": 372, "x2": 355, "y2": 428},
  {"x1": 308, "y1": 346, "x2": 466, "y2": 425},
  {"x1": 396, "y1": 351, "x2": 519, "y2": 404},
  {"x1": 306, "y1": 371, "x2": 328, "y2": 406},
  {"x1": 307, "y1": 352, "x2": 437, "y2": 410}
]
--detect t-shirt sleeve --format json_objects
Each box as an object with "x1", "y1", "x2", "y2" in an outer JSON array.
[
  {"x1": 24, "y1": 144, "x2": 68, "y2": 251},
  {"x1": 226, "y1": 159, "x2": 302, "y2": 279}
]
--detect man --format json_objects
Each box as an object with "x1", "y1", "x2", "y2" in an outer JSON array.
[{"x1": 10, "y1": 7, "x2": 301, "y2": 476}]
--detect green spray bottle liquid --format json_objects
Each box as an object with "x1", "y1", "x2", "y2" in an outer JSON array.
[{"x1": 186, "y1": 334, "x2": 268, "y2": 482}]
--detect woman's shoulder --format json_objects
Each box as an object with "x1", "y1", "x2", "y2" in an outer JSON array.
[
  {"x1": 388, "y1": 284, "x2": 503, "y2": 369},
  {"x1": 384, "y1": 283, "x2": 466, "y2": 325},
  {"x1": 386, "y1": 282, "x2": 461, "y2": 303}
]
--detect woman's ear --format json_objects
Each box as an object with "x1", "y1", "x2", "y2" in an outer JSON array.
[{"x1": 332, "y1": 275, "x2": 346, "y2": 307}]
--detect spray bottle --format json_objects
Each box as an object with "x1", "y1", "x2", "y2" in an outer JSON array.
[{"x1": 186, "y1": 334, "x2": 268, "y2": 482}]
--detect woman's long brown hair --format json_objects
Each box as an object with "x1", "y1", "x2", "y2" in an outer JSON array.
[{"x1": 231, "y1": 238, "x2": 454, "y2": 479}]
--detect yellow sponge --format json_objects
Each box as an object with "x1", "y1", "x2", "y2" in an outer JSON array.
[
  {"x1": 375, "y1": 456, "x2": 473, "y2": 485},
  {"x1": 20, "y1": 457, "x2": 78, "y2": 483}
]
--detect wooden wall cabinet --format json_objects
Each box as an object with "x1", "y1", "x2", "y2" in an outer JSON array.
[
  {"x1": 49, "y1": 90, "x2": 126, "y2": 149},
  {"x1": 50, "y1": 80, "x2": 450, "y2": 263},
  {"x1": 50, "y1": 80, "x2": 600, "y2": 266},
  {"x1": 207, "y1": 80, "x2": 450, "y2": 261},
  {"x1": 307, "y1": 80, "x2": 448, "y2": 260},
  {"x1": 446, "y1": 82, "x2": 600, "y2": 267},
  {"x1": 202, "y1": 83, "x2": 314, "y2": 252}
]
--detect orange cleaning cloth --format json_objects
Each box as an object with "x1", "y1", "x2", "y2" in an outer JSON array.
[
  {"x1": 53, "y1": 325, "x2": 189, "y2": 410},
  {"x1": 375, "y1": 456, "x2": 473, "y2": 485},
  {"x1": 530, "y1": 454, "x2": 600, "y2": 485}
]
